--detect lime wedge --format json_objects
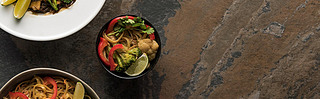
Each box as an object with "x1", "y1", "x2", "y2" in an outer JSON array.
[
  {"x1": 14, "y1": 0, "x2": 31, "y2": 19},
  {"x1": 125, "y1": 53, "x2": 149, "y2": 76},
  {"x1": 1, "y1": 0, "x2": 16, "y2": 6},
  {"x1": 73, "y1": 82, "x2": 85, "y2": 99}
]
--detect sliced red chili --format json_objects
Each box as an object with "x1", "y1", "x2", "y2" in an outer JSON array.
[
  {"x1": 43, "y1": 77, "x2": 57, "y2": 99},
  {"x1": 106, "y1": 16, "x2": 135, "y2": 34},
  {"x1": 9, "y1": 92, "x2": 28, "y2": 99},
  {"x1": 98, "y1": 37, "x2": 110, "y2": 66},
  {"x1": 108, "y1": 44, "x2": 124, "y2": 71}
]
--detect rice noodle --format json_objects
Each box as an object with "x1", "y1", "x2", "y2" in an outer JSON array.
[
  {"x1": 128, "y1": 45, "x2": 137, "y2": 50},
  {"x1": 5, "y1": 75, "x2": 91, "y2": 99},
  {"x1": 122, "y1": 37, "x2": 131, "y2": 48},
  {"x1": 103, "y1": 32, "x2": 124, "y2": 44},
  {"x1": 133, "y1": 30, "x2": 142, "y2": 39},
  {"x1": 142, "y1": 33, "x2": 147, "y2": 39}
]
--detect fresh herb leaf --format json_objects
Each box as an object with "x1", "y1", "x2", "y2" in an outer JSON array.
[
  {"x1": 108, "y1": 25, "x2": 125, "y2": 36},
  {"x1": 132, "y1": 23, "x2": 143, "y2": 27},
  {"x1": 61, "y1": 0, "x2": 72, "y2": 3},
  {"x1": 117, "y1": 20, "x2": 125, "y2": 26},
  {"x1": 140, "y1": 25, "x2": 147, "y2": 30},
  {"x1": 114, "y1": 25, "x2": 121, "y2": 31},
  {"x1": 113, "y1": 16, "x2": 155, "y2": 36},
  {"x1": 133, "y1": 17, "x2": 143, "y2": 23},
  {"x1": 125, "y1": 19, "x2": 135, "y2": 24},
  {"x1": 142, "y1": 27, "x2": 154, "y2": 34},
  {"x1": 118, "y1": 28, "x2": 125, "y2": 33},
  {"x1": 115, "y1": 33, "x2": 120, "y2": 36},
  {"x1": 107, "y1": 32, "x2": 115, "y2": 36}
]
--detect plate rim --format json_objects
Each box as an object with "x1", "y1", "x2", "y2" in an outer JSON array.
[{"x1": 0, "y1": 0, "x2": 105, "y2": 41}]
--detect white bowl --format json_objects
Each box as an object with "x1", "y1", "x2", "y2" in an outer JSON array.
[
  {"x1": 0, "y1": 0, "x2": 105, "y2": 41},
  {"x1": 0, "y1": 68, "x2": 100, "y2": 99}
]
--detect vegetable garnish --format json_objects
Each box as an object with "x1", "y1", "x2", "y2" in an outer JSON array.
[
  {"x1": 47, "y1": 0, "x2": 58, "y2": 11},
  {"x1": 108, "y1": 44, "x2": 124, "y2": 71},
  {"x1": 73, "y1": 82, "x2": 85, "y2": 99},
  {"x1": 14, "y1": 0, "x2": 31, "y2": 19},
  {"x1": 9, "y1": 92, "x2": 29, "y2": 99},
  {"x1": 125, "y1": 53, "x2": 149, "y2": 76},
  {"x1": 98, "y1": 37, "x2": 111, "y2": 66},
  {"x1": 142, "y1": 26, "x2": 154, "y2": 35},
  {"x1": 61, "y1": 0, "x2": 72, "y2": 3},
  {"x1": 1, "y1": 0, "x2": 16, "y2": 6},
  {"x1": 43, "y1": 77, "x2": 57, "y2": 99},
  {"x1": 106, "y1": 16, "x2": 155, "y2": 40},
  {"x1": 145, "y1": 25, "x2": 155, "y2": 40},
  {"x1": 106, "y1": 16, "x2": 135, "y2": 34}
]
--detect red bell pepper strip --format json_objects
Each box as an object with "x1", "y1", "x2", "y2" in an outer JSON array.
[
  {"x1": 108, "y1": 44, "x2": 124, "y2": 71},
  {"x1": 106, "y1": 16, "x2": 135, "y2": 34},
  {"x1": 149, "y1": 33, "x2": 155, "y2": 40},
  {"x1": 146, "y1": 25, "x2": 155, "y2": 40},
  {"x1": 43, "y1": 77, "x2": 57, "y2": 99},
  {"x1": 9, "y1": 92, "x2": 28, "y2": 99},
  {"x1": 98, "y1": 37, "x2": 111, "y2": 66}
]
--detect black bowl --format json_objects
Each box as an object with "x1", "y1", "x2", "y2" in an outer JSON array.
[{"x1": 96, "y1": 15, "x2": 161, "y2": 79}]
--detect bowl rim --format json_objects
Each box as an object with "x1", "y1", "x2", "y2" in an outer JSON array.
[
  {"x1": 0, "y1": 68, "x2": 100, "y2": 98},
  {"x1": 96, "y1": 14, "x2": 161, "y2": 79}
]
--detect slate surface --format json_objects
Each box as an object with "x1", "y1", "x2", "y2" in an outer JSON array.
[{"x1": 1, "y1": 0, "x2": 320, "y2": 99}]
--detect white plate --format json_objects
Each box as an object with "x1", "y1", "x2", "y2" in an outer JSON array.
[{"x1": 0, "y1": 0, "x2": 105, "y2": 41}]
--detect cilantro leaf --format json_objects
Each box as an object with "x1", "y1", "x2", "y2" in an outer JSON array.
[
  {"x1": 142, "y1": 27, "x2": 154, "y2": 34},
  {"x1": 108, "y1": 25, "x2": 125, "y2": 36},
  {"x1": 125, "y1": 19, "x2": 135, "y2": 24},
  {"x1": 118, "y1": 21, "x2": 125, "y2": 27},
  {"x1": 140, "y1": 25, "x2": 147, "y2": 30},
  {"x1": 133, "y1": 17, "x2": 143, "y2": 23},
  {"x1": 118, "y1": 28, "x2": 125, "y2": 33},
  {"x1": 114, "y1": 25, "x2": 120, "y2": 30},
  {"x1": 132, "y1": 23, "x2": 143, "y2": 27},
  {"x1": 111, "y1": 16, "x2": 155, "y2": 36},
  {"x1": 61, "y1": 0, "x2": 72, "y2": 3}
]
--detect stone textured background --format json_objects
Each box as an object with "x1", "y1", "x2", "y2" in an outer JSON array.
[{"x1": 1, "y1": 0, "x2": 320, "y2": 98}]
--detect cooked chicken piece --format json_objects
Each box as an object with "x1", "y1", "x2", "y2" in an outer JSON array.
[
  {"x1": 57, "y1": 1, "x2": 61, "y2": 4},
  {"x1": 30, "y1": 1, "x2": 41, "y2": 10},
  {"x1": 138, "y1": 39, "x2": 159, "y2": 60}
]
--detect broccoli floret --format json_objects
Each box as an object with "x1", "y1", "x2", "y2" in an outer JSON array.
[
  {"x1": 115, "y1": 48, "x2": 142, "y2": 72},
  {"x1": 114, "y1": 53, "x2": 126, "y2": 72},
  {"x1": 127, "y1": 48, "x2": 142, "y2": 58},
  {"x1": 116, "y1": 66, "x2": 125, "y2": 72},
  {"x1": 115, "y1": 53, "x2": 135, "y2": 72},
  {"x1": 121, "y1": 53, "x2": 136, "y2": 65}
]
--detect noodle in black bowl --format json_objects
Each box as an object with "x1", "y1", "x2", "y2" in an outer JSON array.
[
  {"x1": 0, "y1": 68, "x2": 99, "y2": 99},
  {"x1": 96, "y1": 15, "x2": 161, "y2": 79}
]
